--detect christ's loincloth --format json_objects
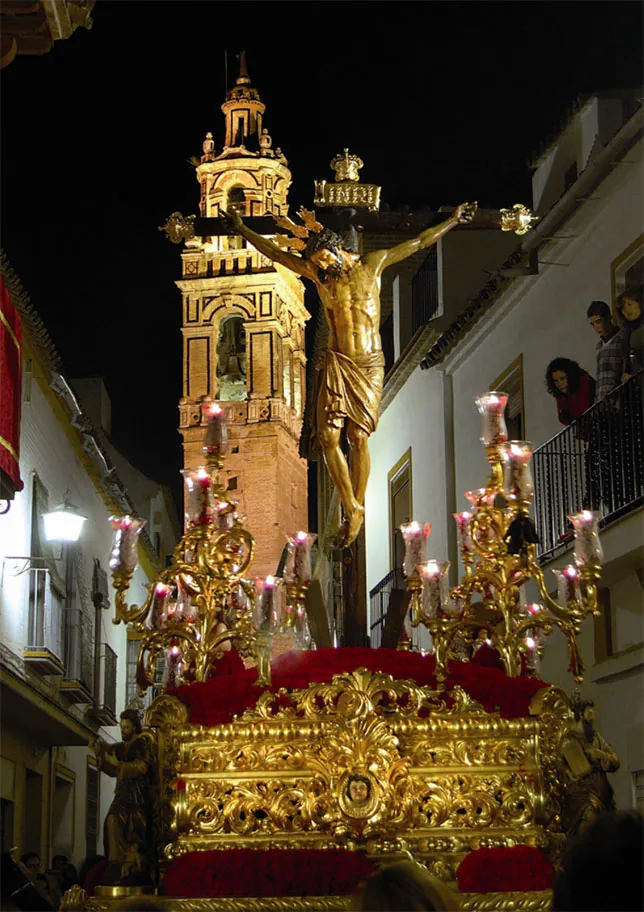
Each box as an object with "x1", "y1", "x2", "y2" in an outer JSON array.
[{"x1": 316, "y1": 349, "x2": 385, "y2": 437}]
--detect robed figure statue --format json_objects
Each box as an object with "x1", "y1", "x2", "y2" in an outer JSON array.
[{"x1": 90, "y1": 709, "x2": 155, "y2": 885}]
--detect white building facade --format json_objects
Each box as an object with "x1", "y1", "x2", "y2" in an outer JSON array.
[
  {"x1": 365, "y1": 93, "x2": 644, "y2": 810},
  {"x1": 0, "y1": 259, "x2": 176, "y2": 870}
]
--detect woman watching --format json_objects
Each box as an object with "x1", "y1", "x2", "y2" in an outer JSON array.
[{"x1": 545, "y1": 358, "x2": 596, "y2": 426}]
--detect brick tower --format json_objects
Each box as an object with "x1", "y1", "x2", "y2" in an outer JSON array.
[{"x1": 177, "y1": 53, "x2": 309, "y2": 579}]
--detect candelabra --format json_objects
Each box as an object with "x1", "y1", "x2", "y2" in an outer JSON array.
[
  {"x1": 108, "y1": 402, "x2": 315, "y2": 691},
  {"x1": 401, "y1": 391, "x2": 603, "y2": 684}
]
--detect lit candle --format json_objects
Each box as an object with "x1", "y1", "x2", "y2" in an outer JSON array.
[
  {"x1": 252, "y1": 575, "x2": 281, "y2": 634},
  {"x1": 202, "y1": 402, "x2": 228, "y2": 457},
  {"x1": 182, "y1": 467, "x2": 216, "y2": 526},
  {"x1": 286, "y1": 531, "x2": 317, "y2": 585},
  {"x1": 419, "y1": 559, "x2": 451, "y2": 618},
  {"x1": 475, "y1": 391, "x2": 509, "y2": 446},
  {"x1": 150, "y1": 582, "x2": 171, "y2": 629},
  {"x1": 108, "y1": 515, "x2": 145, "y2": 575},
  {"x1": 569, "y1": 510, "x2": 603, "y2": 567},
  {"x1": 453, "y1": 511, "x2": 473, "y2": 554},
  {"x1": 165, "y1": 643, "x2": 182, "y2": 689},
  {"x1": 553, "y1": 565, "x2": 582, "y2": 605},
  {"x1": 400, "y1": 521, "x2": 432, "y2": 577},
  {"x1": 503, "y1": 441, "x2": 534, "y2": 505}
]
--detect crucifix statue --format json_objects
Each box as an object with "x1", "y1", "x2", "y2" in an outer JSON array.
[{"x1": 226, "y1": 201, "x2": 477, "y2": 546}]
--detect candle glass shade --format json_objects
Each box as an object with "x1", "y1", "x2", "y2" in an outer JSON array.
[
  {"x1": 109, "y1": 515, "x2": 145, "y2": 575},
  {"x1": 400, "y1": 522, "x2": 431, "y2": 578},
  {"x1": 419, "y1": 560, "x2": 451, "y2": 618},
  {"x1": 163, "y1": 644, "x2": 182, "y2": 689},
  {"x1": 294, "y1": 606, "x2": 313, "y2": 649},
  {"x1": 453, "y1": 512, "x2": 474, "y2": 554},
  {"x1": 216, "y1": 501, "x2": 236, "y2": 532},
  {"x1": 569, "y1": 510, "x2": 603, "y2": 567},
  {"x1": 150, "y1": 583, "x2": 171, "y2": 629},
  {"x1": 503, "y1": 441, "x2": 534, "y2": 506},
  {"x1": 475, "y1": 391, "x2": 509, "y2": 446},
  {"x1": 252, "y1": 576, "x2": 282, "y2": 635},
  {"x1": 285, "y1": 532, "x2": 317, "y2": 585},
  {"x1": 182, "y1": 468, "x2": 216, "y2": 526},
  {"x1": 464, "y1": 489, "x2": 496, "y2": 510},
  {"x1": 176, "y1": 583, "x2": 198, "y2": 622},
  {"x1": 202, "y1": 402, "x2": 228, "y2": 458},
  {"x1": 553, "y1": 565, "x2": 583, "y2": 606}
]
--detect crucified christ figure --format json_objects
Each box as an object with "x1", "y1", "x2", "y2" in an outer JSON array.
[{"x1": 227, "y1": 202, "x2": 477, "y2": 546}]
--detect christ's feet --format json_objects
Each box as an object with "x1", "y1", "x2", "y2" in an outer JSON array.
[{"x1": 344, "y1": 505, "x2": 365, "y2": 547}]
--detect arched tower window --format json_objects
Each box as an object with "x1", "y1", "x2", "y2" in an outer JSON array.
[
  {"x1": 216, "y1": 315, "x2": 247, "y2": 402},
  {"x1": 228, "y1": 186, "x2": 246, "y2": 214}
]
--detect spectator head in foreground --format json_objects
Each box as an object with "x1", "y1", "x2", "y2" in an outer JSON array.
[
  {"x1": 552, "y1": 810, "x2": 644, "y2": 911},
  {"x1": 356, "y1": 860, "x2": 456, "y2": 911}
]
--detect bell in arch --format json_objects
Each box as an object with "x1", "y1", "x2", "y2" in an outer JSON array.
[{"x1": 216, "y1": 315, "x2": 247, "y2": 401}]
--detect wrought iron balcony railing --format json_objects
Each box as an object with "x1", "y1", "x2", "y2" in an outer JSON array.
[
  {"x1": 411, "y1": 246, "x2": 439, "y2": 336},
  {"x1": 533, "y1": 371, "x2": 643, "y2": 562},
  {"x1": 369, "y1": 567, "x2": 422, "y2": 649},
  {"x1": 88, "y1": 642, "x2": 118, "y2": 726},
  {"x1": 24, "y1": 567, "x2": 65, "y2": 675},
  {"x1": 59, "y1": 607, "x2": 93, "y2": 703}
]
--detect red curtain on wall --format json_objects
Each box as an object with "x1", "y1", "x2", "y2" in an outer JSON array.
[{"x1": 0, "y1": 276, "x2": 24, "y2": 497}]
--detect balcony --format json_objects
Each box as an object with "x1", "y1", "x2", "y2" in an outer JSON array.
[
  {"x1": 411, "y1": 246, "x2": 439, "y2": 336},
  {"x1": 369, "y1": 567, "x2": 421, "y2": 650},
  {"x1": 533, "y1": 372, "x2": 643, "y2": 563},
  {"x1": 59, "y1": 607, "x2": 93, "y2": 703},
  {"x1": 23, "y1": 567, "x2": 65, "y2": 675},
  {"x1": 87, "y1": 643, "x2": 117, "y2": 726}
]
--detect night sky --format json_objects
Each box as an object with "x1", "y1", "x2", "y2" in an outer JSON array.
[{"x1": 2, "y1": 1, "x2": 642, "y2": 509}]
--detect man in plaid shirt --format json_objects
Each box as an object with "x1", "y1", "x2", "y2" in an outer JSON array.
[{"x1": 587, "y1": 300, "x2": 628, "y2": 400}]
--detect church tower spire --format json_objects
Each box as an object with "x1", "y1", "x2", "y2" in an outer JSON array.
[
  {"x1": 221, "y1": 50, "x2": 265, "y2": 149},
  {"x1": 177, "y1": 55, "x2": 309, "y2": 579}
]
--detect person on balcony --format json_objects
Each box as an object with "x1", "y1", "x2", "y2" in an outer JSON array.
[
  {"x1": 616, "y1": 287, "x2": 643, "y2": 379},
  {"x1": 587, "y1": 300, "x2": 628, "y2": 401},
  {"x1": 545, "y1": 358, "x2": 596, "y2": 426},
  {"x1": 585, "y1": 301, "x2": 629, "y2": 512},
  {"x1": 615, "y1": 287, "x2": 643, "y2": 503}
]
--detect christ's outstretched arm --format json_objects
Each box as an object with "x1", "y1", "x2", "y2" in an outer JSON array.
[{"x1": 367, "y1": 202, "x2": 478, "y2": 274}]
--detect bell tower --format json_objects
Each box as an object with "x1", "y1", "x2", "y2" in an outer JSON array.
[{"x1": 177, "y1": 53, "x2": 309, "y2": 578}]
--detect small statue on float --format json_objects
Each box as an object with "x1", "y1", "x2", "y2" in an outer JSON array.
[
  {"x1": 89, "y1": 709, "x2": 156, "y2": 886},
  {"x1": 560, "y1": 697, "x2": 619, "y2": 839}
]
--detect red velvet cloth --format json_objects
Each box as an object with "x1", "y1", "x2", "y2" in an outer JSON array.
[
  {"x1": 0, "y1": 277, "x2": 24, "y2": 492},
  {"x1": 162, "y1": 849, "x2": 374, "y2": 898},
  {"x1": 457, "y1": 845, "x2": 554, "y2": 893},
  {"x1": 175, "y1": 648, "x2": 548, "y2": 725}
]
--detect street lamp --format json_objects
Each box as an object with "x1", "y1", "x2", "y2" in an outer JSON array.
[{"x1": 42, "y1": 491, "x2": 87, "y2": 544}]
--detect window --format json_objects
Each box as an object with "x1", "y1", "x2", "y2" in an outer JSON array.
[
  {"x1": 228, "y1": 186, "x2": 246, "y2": 213},
  {"x1": 228, "y1": 476, "x2": 238, "y2": 491},
  {"x1": 633, "y1": 769, "x2": 644, "y2": 811},
  {"x1": 491, "y1": 355, "x2": 524, "y2": 441},
  {"x1": 593, "y1": 587, "x2": 614, "y2": 662},
  {"x1": 564, "y1": 161, "x2": 578, "y2": 191},
  {"x1": 388, "y1": 449, "x2": 412, "y2": 571},
  {"x1": 85, "y1": 761, "x2": 99, "y2": 858},
  {"x1": 27, "y1": 474, "x2": 65, "y2": 656},
  {"x1": 611, "y1": 233, "x2": 644, "y2": 316}
]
